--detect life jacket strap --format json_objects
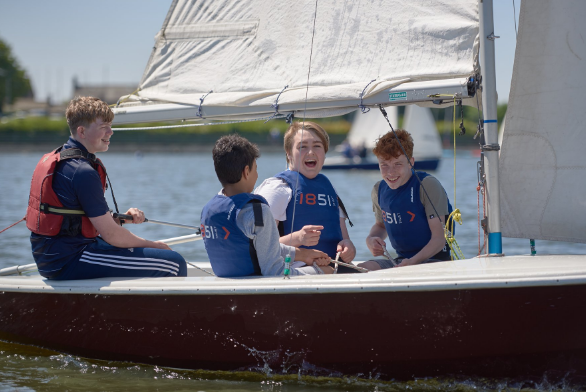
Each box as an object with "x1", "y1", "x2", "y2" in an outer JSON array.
[
  {"x1": 250, "y1": 199, "x2": 263, "y2": 275},
  {"x1": 337, "y1": 196, "x2": 353, "y2": 227},
  {"x1": 58, "y1": 147, "x2": 121, "y2": 215},
  {"x1": 40, "y1": 203, "x2": 86, "y2": 216},
  {"x1": 252, "y1": 201, "x2": 264, "y2": 227}
]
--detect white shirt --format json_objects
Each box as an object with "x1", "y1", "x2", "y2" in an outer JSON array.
[{"x1": 254, "y1": 176, "x2": 347, "y2": 222}]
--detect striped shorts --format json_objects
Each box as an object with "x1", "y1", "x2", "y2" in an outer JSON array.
[{"x1": 54, "y1": 237, "x2": 187, "y2": 280}]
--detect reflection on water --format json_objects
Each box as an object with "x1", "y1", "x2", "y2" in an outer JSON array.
[{"x1": 1, "y1": 151, "x2": 585, "y2": 391}]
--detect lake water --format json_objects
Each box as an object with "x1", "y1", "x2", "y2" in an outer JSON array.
[{"x1": 0, "y1": 150, "x2": 584, "y2": 391}]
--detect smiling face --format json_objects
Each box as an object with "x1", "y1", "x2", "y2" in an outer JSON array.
[
  {"x1": 287, "y1": 129, "x2": 326, "y2": 179},
  {"x1": 77, "y1": 118, "x2": 113, "y2": 154},
  {"x1": 378, "y1": 154, "x2": 414, "y2": 189}
]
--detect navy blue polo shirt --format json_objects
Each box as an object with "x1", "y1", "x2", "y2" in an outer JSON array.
[{"x1": 30, "y1": 137, "x2": 110, "y2": 277}]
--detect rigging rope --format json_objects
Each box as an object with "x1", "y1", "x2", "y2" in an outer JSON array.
[
  {"x1": 111, "y1": 115, "x2": 286, "y2": 132},
  {"x1": 265, "y1": 85, "x2": 289, "y2": 123},
  {"x1": 284, "y1": 0, "x2": 320, "y2": 278},
  {"x1": 196, "y1": 90, "x2": 213, "y2": 118},
  {"x1": 477, "y1": 183, "x2": 487, "y2": 256},
  {"x1": 424, "y1": 95, "x2": 466, "y2": 259},
  {"x1": 187, "y1": 261, "x2": 216, "y2": 276},
  {"x1": 358, "y1": 79, "x2": 377, "y2": 113},
  {"x1": 512, "y1": 0, "x2": 518, "y2": 37},
  {"x1": 0, "y1": 217, "x2": 25, "y2": 235}
]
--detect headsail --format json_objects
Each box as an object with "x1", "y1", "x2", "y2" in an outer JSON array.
[
  {"x1": 113, "y1": 0, "x2": 479, "y2": 123},
  {"x1": 500, "y1": 0, "x2": 586, "y2": 243}
]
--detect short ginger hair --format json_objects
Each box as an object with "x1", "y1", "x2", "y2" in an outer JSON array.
[
  {"x1": 283, "y1": 121, "x2": 329, "y2": 165},
  {"x1": 372, "y1": 129, "x2": 414, "y2": 160},
  {"x1": 66, "y1": 96, "x2": 114, "y2": 135}
]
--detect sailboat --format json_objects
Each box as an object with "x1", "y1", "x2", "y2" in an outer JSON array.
[
  {"x1": 323, "y1": 105, "x2": 443, "y2": 171},
  {"x1": 1, "y1": 0, "x2": 585, "y2": 382}
]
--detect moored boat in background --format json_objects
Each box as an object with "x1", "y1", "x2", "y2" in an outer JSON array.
[{"x1": 323, "y1": 105, "x2": 443, "y2": 171}]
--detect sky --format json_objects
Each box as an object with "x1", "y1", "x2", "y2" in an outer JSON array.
[{"x1": 0, "y1": 0, "x2": 520, "y2": 104}]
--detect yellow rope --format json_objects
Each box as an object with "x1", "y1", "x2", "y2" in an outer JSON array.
[
  {"x1": 445, "y1": 209, "x2": 465, "y2": 260},
  {"x1": 452, "y1": 97, "x2": 457, "y2": 208},
  {"x1": 428, "y1": 94, "x2": 464, "y2": 260}
]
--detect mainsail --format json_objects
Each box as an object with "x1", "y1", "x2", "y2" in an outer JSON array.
[
  {"x1": 402, "y1": 105, "x2": 443, "y2": 162},
  {"x1": 347, "y1": 106, "x2": 441, "y2": 163},
  {"x1": 499, "y1": 0, "x2": 586, "y2": 243},
  {"x1": 347, "y1": 107, "x2": 398, "y2": 150},
  {"x1": 113, "y1": 0, "x2": 479, "y2": 124}
]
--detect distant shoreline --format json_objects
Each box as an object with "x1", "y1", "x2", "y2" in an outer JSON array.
[
  {"x1": 0, "y1": 142, "x2": 288, "y2": 154},
  {"x1": 0, "y1": 142, "x2": 480, "y2": 154}
]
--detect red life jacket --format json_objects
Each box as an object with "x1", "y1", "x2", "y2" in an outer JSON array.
[{"x1": 26, "y1": 147, "x2": 107, "y2": 238}]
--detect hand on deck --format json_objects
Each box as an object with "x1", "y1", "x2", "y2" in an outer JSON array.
[
  {"x1": 366, "y1": 236, "x2": 387, "y2": 257},
  {"x1": 337, "y1": 239, "x2": 356, "y2": 262}
]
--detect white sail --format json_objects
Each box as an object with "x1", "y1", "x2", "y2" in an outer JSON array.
[
  {"x1": 113, "y1": 0, "x2": 479, "y2": 123},
  {"x1": 499, "y1": 0, "x2": 586, "y2": 243},
  {"x1": 347, "y1": 107, "x2": 398, "y2": 150},
  {"x1": 403, "y1": 105, "x2": 443, "y2": 161},
  {"x1": 347, "y1": 106, "x2": 442, "y2": 164}
]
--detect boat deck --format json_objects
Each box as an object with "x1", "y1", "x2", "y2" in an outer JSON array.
[{"x1": 1, "y1": 254, "x2": 585, "y2": 294}]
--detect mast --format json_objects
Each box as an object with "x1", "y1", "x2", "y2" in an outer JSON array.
[{"x1": 479, "y1": 0, "x2": 502, "y2": 255}]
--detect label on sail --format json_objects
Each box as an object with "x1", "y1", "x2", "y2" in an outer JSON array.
[{"x1": 389, "y1": 92, "x2": 407, "y2": 102}]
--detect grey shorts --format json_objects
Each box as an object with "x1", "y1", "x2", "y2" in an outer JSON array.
[
  {"x1": 296, "y1": 264, "x2": 324, "y2": 275},
  {"x1": 371, "y1": 257, "x2": 443, "y2": 269}
]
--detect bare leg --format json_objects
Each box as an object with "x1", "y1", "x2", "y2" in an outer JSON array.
[
  {"x1": 357, "y1": 260, "x2": 382, "y2": 271},
  {"x1": 319, "y1": 265, "x2": 335, "y2": 274}
]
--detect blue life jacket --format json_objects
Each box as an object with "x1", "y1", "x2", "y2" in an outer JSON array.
[
  {"x1": 378, "y1": 171, "x2": 452, "y2": 259},
  {"x1": 200, "y1": 193, "x2": 268, "y2": 277},
  {"x1": 276, "y1": 170, "x2": 343, "y2": 258}
]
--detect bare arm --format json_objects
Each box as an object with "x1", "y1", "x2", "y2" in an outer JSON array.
[
  {"x1": 90, "y1": 213, "x2": 171, "y2": 250},
  {"x1": 337, "y1": 218, "x2": 356, "y2": 262},
  {"x1": 278, "y1": 222, "x2": 323, "y2": 247},
  {"x1": 397, "y1": 217, "x2": 445, "y2": 267}
]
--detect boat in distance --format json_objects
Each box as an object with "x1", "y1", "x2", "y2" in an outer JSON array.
[
  {"x1": 322, "y1": 157, "x2": 439, "y2": 171},
  {"x1": 323, "y1": 105, "x2": 442, "y2": 172},
  {"x1": 1, "y1": 256, "x2": 585, "y2": 380}
]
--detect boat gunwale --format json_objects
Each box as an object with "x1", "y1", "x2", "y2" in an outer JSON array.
[{"x1": 1, "y1": 255, "x2": 585, "y2": 295}]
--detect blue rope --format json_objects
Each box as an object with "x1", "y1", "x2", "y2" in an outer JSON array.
[
  {"x1": 359, "y1": 79, "x2": 377, "y2": 113},
  {"x1": 265, "y1": 85, "x2": 289, "y2": 123},
  {"x1": 196, "y1": 90, "x2": 213, "y2": 118}
]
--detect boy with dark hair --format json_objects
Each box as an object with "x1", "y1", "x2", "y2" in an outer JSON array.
[
  {"x1": 27, "y1": 96, "x2": 187, "y2": 279},
  {"x1": 358, "y1": 129, "x2": 452, "y2": 270},
  {"x1": 201, "y1": 134, "x2": 333, "y2": 277}
]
